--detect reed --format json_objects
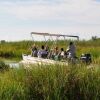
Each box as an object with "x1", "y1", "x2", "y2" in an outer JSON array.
[
  {"x1": 0, "y1": 64, "x2": 100, "y2": 100},
  {"x1": 0, "y1": 39, "x2": 100, "y2": 59},
  {"x1": 0, "y1": 39, "x2": 100, "y2": 99}
]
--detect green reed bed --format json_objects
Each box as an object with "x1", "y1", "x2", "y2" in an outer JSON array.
[
  {"x1": 0, "y1": 39, "x2": 100, "y2": 60},
  {"x1": 0, "y1": 63, "x2": 100, "y2": 100},
  {"x1": 0, "y1": 38, "x2": 100, "y2": 100},
  {"x1": 0, "y1": 41, "x2": 32, "y2": 59}
]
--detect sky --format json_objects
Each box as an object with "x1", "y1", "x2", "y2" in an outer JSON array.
[{"x1": 0, "y1": 0, "x2": 100, "y2": 41}]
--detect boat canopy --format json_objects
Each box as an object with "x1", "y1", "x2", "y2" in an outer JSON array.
[{"x1": 31, "y1": 32, "x2": 79, "y2": 40}]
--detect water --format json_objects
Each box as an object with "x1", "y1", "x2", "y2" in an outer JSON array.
[
  {"x1": 5, "y1": 61, "x2": 20, "y2": 68},
  {"x1": 9, "y1": 62, "x2": 19, "y2": 68}
]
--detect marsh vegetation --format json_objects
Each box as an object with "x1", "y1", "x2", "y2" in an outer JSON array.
[{"x1": 0, "y1": 39, "x2": 100, "y2": 100}]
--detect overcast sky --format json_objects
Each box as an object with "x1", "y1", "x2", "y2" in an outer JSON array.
[{"x1": 0, "y1": 0, "x2": 100, "y2": 41}]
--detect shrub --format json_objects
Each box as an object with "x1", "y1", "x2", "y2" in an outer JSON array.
[{"x1": 0, "y1": 61, "x2": 9, "y2": 71}]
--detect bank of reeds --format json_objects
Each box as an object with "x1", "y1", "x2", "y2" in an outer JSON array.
[
  {"x1": 0, "y1": 63, "x2": 100, "y2": 100},
  {"x1": 0, "y1": 39, "x2": 100, "y2": 99},
  {"x1": 0, "y1": 40, "x2": 100, "y2": 59}
]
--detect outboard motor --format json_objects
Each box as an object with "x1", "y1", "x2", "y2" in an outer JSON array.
[{"x1": 80, "y1": 53, "x2": 92, "y2": 64}]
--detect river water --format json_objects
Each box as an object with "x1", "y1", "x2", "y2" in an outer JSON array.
[{"x1": 5, "y1": 60, "x2": 20, "y2": 68}]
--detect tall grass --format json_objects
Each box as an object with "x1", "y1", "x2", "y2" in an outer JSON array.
[
  {"x1": 0, "y1": 64, "x2": 100, "y2": 100},
  {"x1": 0, "y1": 39, "x2": 100, "y2": 99},
  {"x1": 0, "y1": 39, "x2": 100, "y2": 60}
]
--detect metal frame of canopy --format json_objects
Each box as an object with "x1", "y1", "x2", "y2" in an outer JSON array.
[
  {"x1": 31, "y1": 32, "x2": 79, "y2": 48},
  {"x1": 31, "y1": 32, "x2": 79, "y2": 40}
]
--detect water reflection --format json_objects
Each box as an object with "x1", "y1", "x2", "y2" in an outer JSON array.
[
  {"x1": 5, "y1": 61, "x2": 19, "y2": 68},
  {"x1": 9, "y1": 63, "x2": 19, "y2": 68}
]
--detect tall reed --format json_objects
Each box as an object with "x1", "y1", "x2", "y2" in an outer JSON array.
[{"x1": 0, "y1": 64, "x2": 100, "y2": 100}]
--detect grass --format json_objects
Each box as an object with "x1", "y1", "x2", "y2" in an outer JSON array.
[
  {"x1": 0, "y1": 39, "x2": 100, "y2": 100},
  {"x1": 0, "y1": 64, "x2": 100, "y2": 100},
  {"x1": 0, "y1": 60, "x2": 9, "y2": 72},
  {"x1": 0, "y1": 39, "x2": 100, "y2": 60}
]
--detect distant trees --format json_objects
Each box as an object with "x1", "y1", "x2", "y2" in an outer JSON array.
[
  {"x1": 92, "y1": 36, "x2": 97, "y2": 40},
  {"x1": 0, "y1": 40, "x2": 6, "y2": 43}
]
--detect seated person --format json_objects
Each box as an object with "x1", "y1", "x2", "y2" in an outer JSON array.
[
  {"x1": 52, "y1": 47, "x2": 60, "y2": 60},
  {"x1": 59, "y1": 48, "x2": 65, "y2": 59},
  {"x1": 47, "y1": 49, "x2": 53, "y2": 59},
  {"x1": 31, "y1": 44, "x2": 38, "y2": 57},
  {"x1": 38, "y1": 45, "x2": 48, "y2": 58},
  {"x1": 53, "y1": 47, "x2": 59, "y2": 55},
  {"x1": 45, "y1": 45, "x2": 49, "y2": 55}
]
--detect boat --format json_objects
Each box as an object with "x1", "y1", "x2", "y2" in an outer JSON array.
[{"x1": 20, "y1": 32, "x2": 79, "y2": 67}]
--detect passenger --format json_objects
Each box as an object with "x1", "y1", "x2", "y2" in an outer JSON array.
[
  {"x1": 33, "y1": 47, "x2": 38, "y2": 57},
  {"x1": 45, "y1": 45, "x2": 49, "y2": 55},
  {"x1": 54, "y1": 47, "x2": 59, "y2": 56},
  {"x1": 52, "y1": 47, "x2": 59, "y2": 60},
  {"x1": 66, "y1": 42, "x2": 76, "y2": 59},
  {"x1": 47, "y1": 49, "x2": 53, "y2": 59},
  {"x1": 31, "y1": 44, "x2": 38, "y2": 57},
  {"x1": 59, "y1": 48, "x2": 65, "y2": 59},
  {"x1": 38, "y1": 45, "x2": 48, "y2": 58}
]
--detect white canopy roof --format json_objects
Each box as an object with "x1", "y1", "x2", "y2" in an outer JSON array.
[{"x1": 31, "y1": 32, "x2": 79, "y2": 40}]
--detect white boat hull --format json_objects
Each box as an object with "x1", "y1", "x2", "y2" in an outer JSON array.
[{"x1": 20, "y1": 54, "x2": 68, "y2": 67}]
